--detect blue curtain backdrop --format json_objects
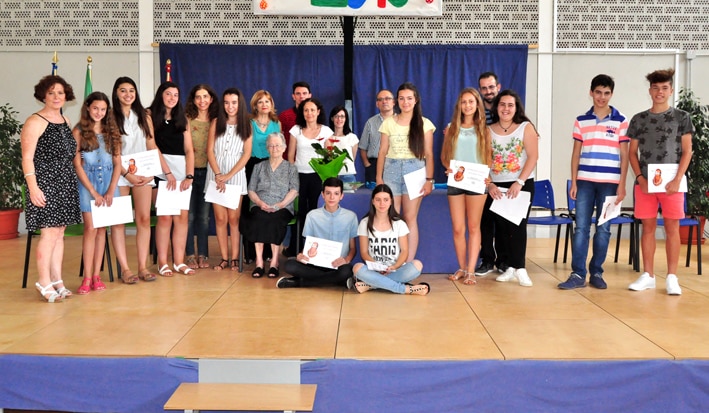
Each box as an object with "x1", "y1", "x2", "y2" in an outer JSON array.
[
  {"x1": 352, "y1": 44, "x2": 528, "y2": 182},
  {"x1": 159, "y1": 43, "x2": 345, "y2": 122},
  {"x1": 159, "y1": 43, "x2": 527, "y2": 182}
]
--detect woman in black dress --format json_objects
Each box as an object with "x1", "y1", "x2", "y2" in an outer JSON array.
[{"x1": 20, "y1": 75, "x2": 81, "y2": 302}]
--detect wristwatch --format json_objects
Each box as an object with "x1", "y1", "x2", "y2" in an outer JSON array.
[
  {"x1": 427, "y1": 177, "x2": 435, "y2": 184},
  {"x1": 185, "y1": 174, "x2": 194, "y2": 180},
  {"x1": 516, "y1": 178, "x2": 525, "y2": 186}
]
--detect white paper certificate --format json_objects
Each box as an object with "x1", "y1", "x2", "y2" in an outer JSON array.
[
  {"x1": 154, "y1": 180, "x2": 192, "y2": 211},
  {"x1": 446, "y1": 160, "x2": 490, "y2": 194},
  {"x1": 647, "y1": 163, "x2": 688, "y2": 193},
  {"x1": 301, "y1": 236, "x2": 343, "y2": 269},
  {"x1": 489, "y1": 189, "x2": 531, "y2": 225},
  {"x1": 366, "y1": 260, "x2": 392, "y2": 272},
  {"x1": 204, "y1": 180, "x2": 242, "y2": 210},
  {"x1": 160, "y1": 154, "x2": 186, "y2": 181},
  {"x1": 597, "y1": 196, "x2": 622, "y2": 226},
  {"x1": 120, "y1": 149, "x2": 162, "y2": 178},
  {"x1": 403, "y1": 167, "x2": 427, "y2": 200},
  {"x1": 90, "y1": 196, "x2": 134, "y2": 228}
]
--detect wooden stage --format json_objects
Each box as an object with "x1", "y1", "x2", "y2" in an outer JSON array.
[{"x1": 2, "y1": 235, "x2": 709, "y2": 362}]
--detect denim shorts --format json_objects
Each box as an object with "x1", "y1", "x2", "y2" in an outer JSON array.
[
  {"x1": 383, "y1": 158, "x2": 425, "y2": 196},
  {"x1": 79, "y1": 164, "x2": 120, "y2": 213}
]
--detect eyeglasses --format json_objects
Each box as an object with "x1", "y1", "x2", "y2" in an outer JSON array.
[
  {"x1": 377, "y1": 97, "x2": 394, "y2": 102},
  {"x1": 333, "y1": 114, "x2": 346, "y2": 119},
  {"x1": 266, "y1": 144, "x2": 282, "y2": 149}
]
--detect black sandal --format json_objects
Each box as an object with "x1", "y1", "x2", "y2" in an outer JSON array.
[
  {"x1": 213, "y1": 259, "x2": 229, "y2": 271},
  {"x1": 252, "y1": 267, "x2": 265, "y2": 278},
  {"x1": 267, "y1": 267, "x2": 279, "y2": 278}
]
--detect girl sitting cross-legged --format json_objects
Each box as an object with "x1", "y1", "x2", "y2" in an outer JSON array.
[{"x1": 350, "y1": 184, "x2": 430, "y2": 295}]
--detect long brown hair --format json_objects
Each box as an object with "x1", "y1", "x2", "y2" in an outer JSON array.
[
  {"x1": 395, "y1": 82, "x2": 425, "y2": 160},
  {"x1": 78, "y1": 91, "x2": 122, "y2": 155},
  {"x1": 215, "y1": 88, "x2": 251, "y2": 142},
  {"x1": 111, "y1": 76, "x2": 152, "y2": 139},
  {"x1": 441, "y1": 88, "x2": 491, "y2": 166},
  {"x1": 365, "y1": 184, "x2": 402, "y2": 236}
]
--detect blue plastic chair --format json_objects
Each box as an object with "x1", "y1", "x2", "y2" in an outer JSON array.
[
  {"x1": 527, "y1": 180, "x2": 574, "y2": 263},
  {"x1": 566, "y1": 180, "x2": 636, "y2": 266}
]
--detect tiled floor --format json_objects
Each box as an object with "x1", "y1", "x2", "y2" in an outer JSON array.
[{"x1": 2, "y1": 235, "x2": 708, "y2": 361}]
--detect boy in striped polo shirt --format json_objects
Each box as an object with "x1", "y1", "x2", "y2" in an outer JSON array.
[{"x1": 558, "y1": 74, "x2": 629, "y2": 290}]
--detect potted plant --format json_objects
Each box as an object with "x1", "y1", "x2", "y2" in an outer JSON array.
[
  {"x1": 308, "y1": 141, "x2": 353, "y2": 182},
  {"x1": 677, "y1": 88, "x2": 709, "y2": 244},
  {"x1": 0, "y1": 103, "x2": 23, "y2": 239}
]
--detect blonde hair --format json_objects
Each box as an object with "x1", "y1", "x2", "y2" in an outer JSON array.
[
  {"x1": 250, "y1": 90, "x2": 279, "y2": 122},
  {"x1": 441, "y1": 88, "x2": 491, "y2": 166}
]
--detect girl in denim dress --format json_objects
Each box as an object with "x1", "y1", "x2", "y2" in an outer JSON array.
[{"x1": 72, "y1": 92, "x2": 123, "y2": 294}]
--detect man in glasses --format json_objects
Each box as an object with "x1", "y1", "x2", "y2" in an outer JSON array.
[
  {"x1": 359, "y1": 89, "x2": 395, "y2": 183},
  {"x1": 478, "y1": 71, "x2": 502, "y2": 126}
]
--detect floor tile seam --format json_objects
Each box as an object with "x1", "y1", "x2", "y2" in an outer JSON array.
[
  {"x1": 165, "y1": 277, "x2": 240, "y2": 357},
  {"x1": 453, "y1": 281, "x2": 507, "y2": 359}
]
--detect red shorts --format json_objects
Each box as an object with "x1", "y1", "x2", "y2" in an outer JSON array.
[{"x1": 633, "y1": 184, "x2": 685, "y2": 220}]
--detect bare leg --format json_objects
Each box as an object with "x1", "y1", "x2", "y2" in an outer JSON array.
[
  {"x1": 401, "y1": 194, "x2": 423, "y2": 262},
  {"x1": 132, "y1": 185, "x2": 154, "y2": 273},
  {"x1": 155, "y1": 214, "x2": 172, "y2": 268},
  {"x1": 269, "y1": 243, "x2": 280, "y2": 268},
  {"x1": 465, "y1": 194, "x2": 486, "y2": 273},
  {"x1": 114, "y1": 186, "x2": 133, "y2": 276},
  {"x1": 213, "y1": 204, "x2": 229, "y2": 261},
  {"x1": 641, "y1": 218, "x2": 657, "y2": 276},
  {"x1": 447, "y1": 195, "x2": 467, "y2": 271},
  {"x1": 228, "y1": 207, "x2": 241, "y2": 270},
  {"x1": 663, "y1": 218, "x2": 680, "y2": 275},
  {"x1": 81, "y1": 212, "x2": 98, "y2": 282},
  {"x1": 171, "y1": 210, "x2": 189, "y2": 265},
  {"x1": 36, "y1": 226, "x2": 65, "y2": 287},
  {"x1": 254, "y1": 242, "x2": 265, "y2": 268}
]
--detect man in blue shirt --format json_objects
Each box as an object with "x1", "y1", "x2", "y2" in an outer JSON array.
[{"x1": 279, "y1": 177, "x2": 359, "y2": 288}]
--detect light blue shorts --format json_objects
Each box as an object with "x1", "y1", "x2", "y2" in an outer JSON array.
[
  {"x1": 383, "y1": 158, "x2": 425, "y2": 196},
  {"x1": 79, "y1": 164, "x2": 120, "y2": 213}
]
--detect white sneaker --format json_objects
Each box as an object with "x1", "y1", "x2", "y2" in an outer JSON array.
[
  {"x1": 628, "y1": 272, "x2": 656, "y2": 291},
  {"x1": 516, "y1": 268, "x2": 533, "y2": 287},
  {"x1": 496, "y1": 267, "x2": 517, "y2": 282},
  {"x1": 666, "y1": 274, "x2": 682, "y2": 296}
]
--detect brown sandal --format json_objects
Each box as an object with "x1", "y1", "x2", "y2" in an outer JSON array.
[
  {"x1": 121, "y1": 269, "x2": 139, "y2": 284},
  {"x1": 138, "y1": 270, "x2": 157, "y2": 282},
  {"x1": 198, "y1": 256, "x2": 210, "y2": 269},
  {"x1": 185, "y1": 255, "x2": 198, "y2": 269},
  {"x1": 213, "y1": 259, "x2": 229, "y2": 271}
]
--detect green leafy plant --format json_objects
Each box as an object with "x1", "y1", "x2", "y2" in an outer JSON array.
[
  {"x1": 0, "y1": 103, "x2": 23, "y2": 210},
  {"x1": 308, "y1": 141, "x2": 353, "y2": 182},
  {"x1": 310, "y1": 141, "x2": 353, "y2": 167},
  {"x1": 677, "y1": 88, "x2": 709, "y2": 217}
]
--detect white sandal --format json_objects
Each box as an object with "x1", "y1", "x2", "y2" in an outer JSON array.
[
  {"x1": 173, "y1": 263, "x2": 195, "y2": 275},
  {"x1": 51, "y1": 280, "x2": 72, "y2": 298},
  {"x1": 158, "y1": 264, "x2": 173, "y2": 277},
  {"x1": 36, "y1": 282, "x2": 62, "y2": 303}
]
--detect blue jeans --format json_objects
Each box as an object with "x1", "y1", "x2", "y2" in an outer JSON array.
[
  {"x1": 186, "y1": 168, "x2": 209, "y2": 257},
  {"x1": 571, "y1": 180, "x2": 617, "y2": 277},
  {"x1": 354, "y1": 261, "x2": 422, "y2": 294}
]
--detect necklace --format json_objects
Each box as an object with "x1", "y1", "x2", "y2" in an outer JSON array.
[
  {"x1": 255, "y1": 118, "x2": 268, "y2": 129},
  {"x1": 499, "y1": 121, "x2": 514, "y2": 132}
]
